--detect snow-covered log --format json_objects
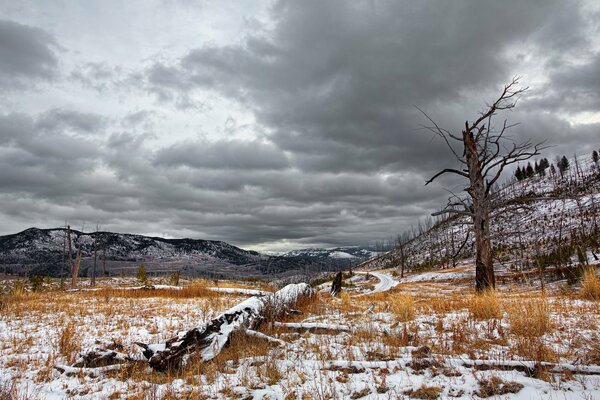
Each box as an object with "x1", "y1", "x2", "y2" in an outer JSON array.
[
  {"x1": 273, "y1": 321, "x2": 351, "y2": 333},
  {"x1": 137, "y1": 283, "x2": 313, "y2": 371}
]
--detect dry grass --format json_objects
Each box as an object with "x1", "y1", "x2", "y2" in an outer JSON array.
[
  {"x1": 580, "y1": 267, "x2": 600, "y2": 301},
  {"x1": 468, "y1": 290, "x2": 502, "y2": 320},
  {"x1": 390, "y1": 294, "x2": 415, "y2": 322},
  {"x1": 427, "y1": 294, "x2": 468, "y2": 315},
  {"x1": 58, "y1": 322, "x2": 80, "y2": 364},
  {"x1": 404, "y1": 384, "x2": 442, "y2": 399},
  {"x1": 474, "y1": 375, "x2": 524, "y2": 397},
  {"x1": 507, "y1": 297, "x2": 551, "y2": 337},
  {"x1": 88, "y1": 281, "x2": 215, "y2": 299}
]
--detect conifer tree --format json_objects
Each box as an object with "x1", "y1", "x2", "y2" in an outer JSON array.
[
  {"x1": 526, "y1": 162, "x2": 535, "y2": 178},
  {"x1": 515, "y1": 166, "x2": 524, "y2": 181}
]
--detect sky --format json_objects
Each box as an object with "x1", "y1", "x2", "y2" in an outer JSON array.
[{"x1": 1, "y1": 0, "x2": 600, "y2": 251}]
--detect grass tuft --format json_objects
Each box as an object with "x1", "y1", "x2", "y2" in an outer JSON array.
[
  {"x1": 507, "y1": 297, "x2": 551, "y2": 337},
  {"x1": 580, "y1": 267, "x2": 600, "y2": 301},
  {"x1": 391, "y1": 294, "x2": 415, "y2": 322},
  {"x1": 468, "y1": 290, "x2": 502, "y2": 320}
]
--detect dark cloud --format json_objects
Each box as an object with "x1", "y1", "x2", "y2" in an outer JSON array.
[
  {"x1": 529, "y1": 52, "x2": 600, "y2": 113},
  {"x1": 0, "y1": 19, "x2": 58, "y2": 88},
  {"x1": 146, "y1": 0, "x2": 582, "y2": 177},
  {"x1": 154, "y1": 139, "x2": 290, "y2": 170},
  {"x1": 1, "y1": 1, "x2": 599, "y2": 250}
]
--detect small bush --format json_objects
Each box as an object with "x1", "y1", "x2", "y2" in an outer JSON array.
[
  {"x1": 469, "y1": 290, "x2": 502, "y2": 320},
  {"x1": 136, "y1": 264, "x2": 148, "y2": 285},
  {"x1": 169, "y1": 271, "x2": 181, "y2": 286},
  {"x1": 29, "y1": 275, "x2": 45, "y2": 292},
  {"x1": 581, "y1": 267, "x2": 600, "y2": 301},
  {"x1": 10, "y1": 280, "x2": 26, "y2": 296}
]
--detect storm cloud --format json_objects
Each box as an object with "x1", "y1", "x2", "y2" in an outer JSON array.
[
  {"x1": 0, "y1": 19, "x2": 58, "y2": 88},
  {"x1": 1, "y1": 0, "x2": 599, "y2": 250}
]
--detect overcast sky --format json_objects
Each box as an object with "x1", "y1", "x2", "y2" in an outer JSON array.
[{"x1": 1, "y1": 0, "x2": 599, "y2": 251}]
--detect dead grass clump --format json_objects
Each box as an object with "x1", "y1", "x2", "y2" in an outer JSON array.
[
  {"x1": 58, "y1": 322, "x2": 80, "y2": 364},
  {"x1": 0, "y1": 380, "x2": 23, "y2": 400},
  {"x1": 474, "y1": 375, "x2": 524, "y2": 397},
  {"x1": 580, "y1": 267, "x2": 600, "y2": 301},
  {"x1": 428, "y1": 295, "x2": 467, "y2": 315},
  {"x1": 468, "y1": 290, "x2": 502, "y2": 320},
  {"x1": 507, "y1": 297, "x2": 551, "y2": 337},
  {"x1": 391, "y1": 294, "x2": 415, "y2": 322},
  {"x1": 404, "y1": 384, "x2": 442, "y2": 399},
  {"x1": 350, "y1": 388, "x2": 371, "y2": 399},
  {"x1": 582, "y1": 336, "x2": 600, "y2": 365}
]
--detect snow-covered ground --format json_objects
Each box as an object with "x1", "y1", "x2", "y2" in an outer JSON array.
[{"x1": 1, "y1": 272, "x2": 598, "y2": 399}]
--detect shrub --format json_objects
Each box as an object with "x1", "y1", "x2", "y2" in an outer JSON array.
[
  {"x1": 169, "y1": 271, "x2": 180, "y2": 286},
  {"x1": 29, "y1": 275, "x2": 45, "y2": 292},
  {"x1": 10, "y1": 280, "x2": 26, "y2": 296},
  {"x1": 137, "y1": 264, "x2": 148, "y2": 285}
]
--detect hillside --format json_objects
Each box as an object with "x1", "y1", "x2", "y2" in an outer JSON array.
[{"x1": 361, "y1": 154, "x2": 600, "y2": 280}]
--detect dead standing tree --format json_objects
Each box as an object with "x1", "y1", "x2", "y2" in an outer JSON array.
[{"x1": 420, "y1": 77, "x2": 544, "y2": 291}]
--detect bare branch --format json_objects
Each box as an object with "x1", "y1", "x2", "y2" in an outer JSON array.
[{"x1": 425, "y1": 168, "x2": 469, "y2": 186}]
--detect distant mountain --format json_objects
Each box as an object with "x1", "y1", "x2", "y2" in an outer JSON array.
[
  {"x1": 277, "y1": 247, "x2": 379, "y2": 261},
  {"x1": 0, "y1": 228, "x2": 370, "y2": 280}
]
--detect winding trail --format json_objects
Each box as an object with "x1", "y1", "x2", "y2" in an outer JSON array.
[
  {"x1": 370, "y1": 271, "x2": 398, "y2": 293},
  {"x1": 355, "y1": 271, "x2": 398, "y2": 293}
]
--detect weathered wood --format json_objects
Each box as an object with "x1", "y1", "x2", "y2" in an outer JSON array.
[
  {"x1": 331, "y1": 272, "x2": 343, "y2": 296},
  {"x1": 463, "y1": 129, "x2": 495, "y2": 291}
]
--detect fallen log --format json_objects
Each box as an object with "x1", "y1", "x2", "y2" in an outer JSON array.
[
  {"x1": 273, "y1": 321, "x2": 351, "y2": 333},
  {"x1": 61, "y1": 283, "x2": 314, "y2": 374},
  {"x1": 138, "y1": 283, "x2": 313, "y2": 371}
]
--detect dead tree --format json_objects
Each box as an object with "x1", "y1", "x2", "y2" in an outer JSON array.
[
  {"x1": 331, "y1": 272, "x2": 343, "y2": 296},
  {"x1": 92, "y1": 225, "x2": 98, "y2": 287},
  {"x1": 420, "y1": 77, "x2": 544, "y2": 291},
  {"x1": 67, "y1": 225, "x2": 82, "y2": 289},
  {"x1": 396, "y1": 232, "x2": 412, "y2": 278}
]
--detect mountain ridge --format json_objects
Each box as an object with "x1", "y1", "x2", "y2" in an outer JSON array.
[{"x1": 0, "y1": 227, "x2": 372, "y2": 280}]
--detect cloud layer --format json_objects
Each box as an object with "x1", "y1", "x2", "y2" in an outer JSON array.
[{"x1": 1, "y1": 1, "x2": 599, "y2": 250}]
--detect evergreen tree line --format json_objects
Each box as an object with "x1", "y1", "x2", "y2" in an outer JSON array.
[{"x1": 516, "y1": 148, "x2": 600, "y2": 182}]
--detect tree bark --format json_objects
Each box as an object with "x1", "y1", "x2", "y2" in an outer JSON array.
[{"x1": 464, "y1": 130, "x2": 495, "y2": 291}]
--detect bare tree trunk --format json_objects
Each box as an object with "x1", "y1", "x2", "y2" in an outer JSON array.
[
  {"x1": 67, "y1": 225, "x2": 74, "y2": 288},
  {"x1": 92, "y1": 225, "x2": 98, "y2": 287},
  {"x1": 62, "y1": 222, "x2": 67, "y2": 279},
  {"x1": 464, "y1": 130, "x2": 495, "y2": 291},
  {"x1": 102, "y1": 240, "x2": 107, "y2": 277},
  {"x1": 67, "y1": 225, "x2": 81, "y2": 289}
]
